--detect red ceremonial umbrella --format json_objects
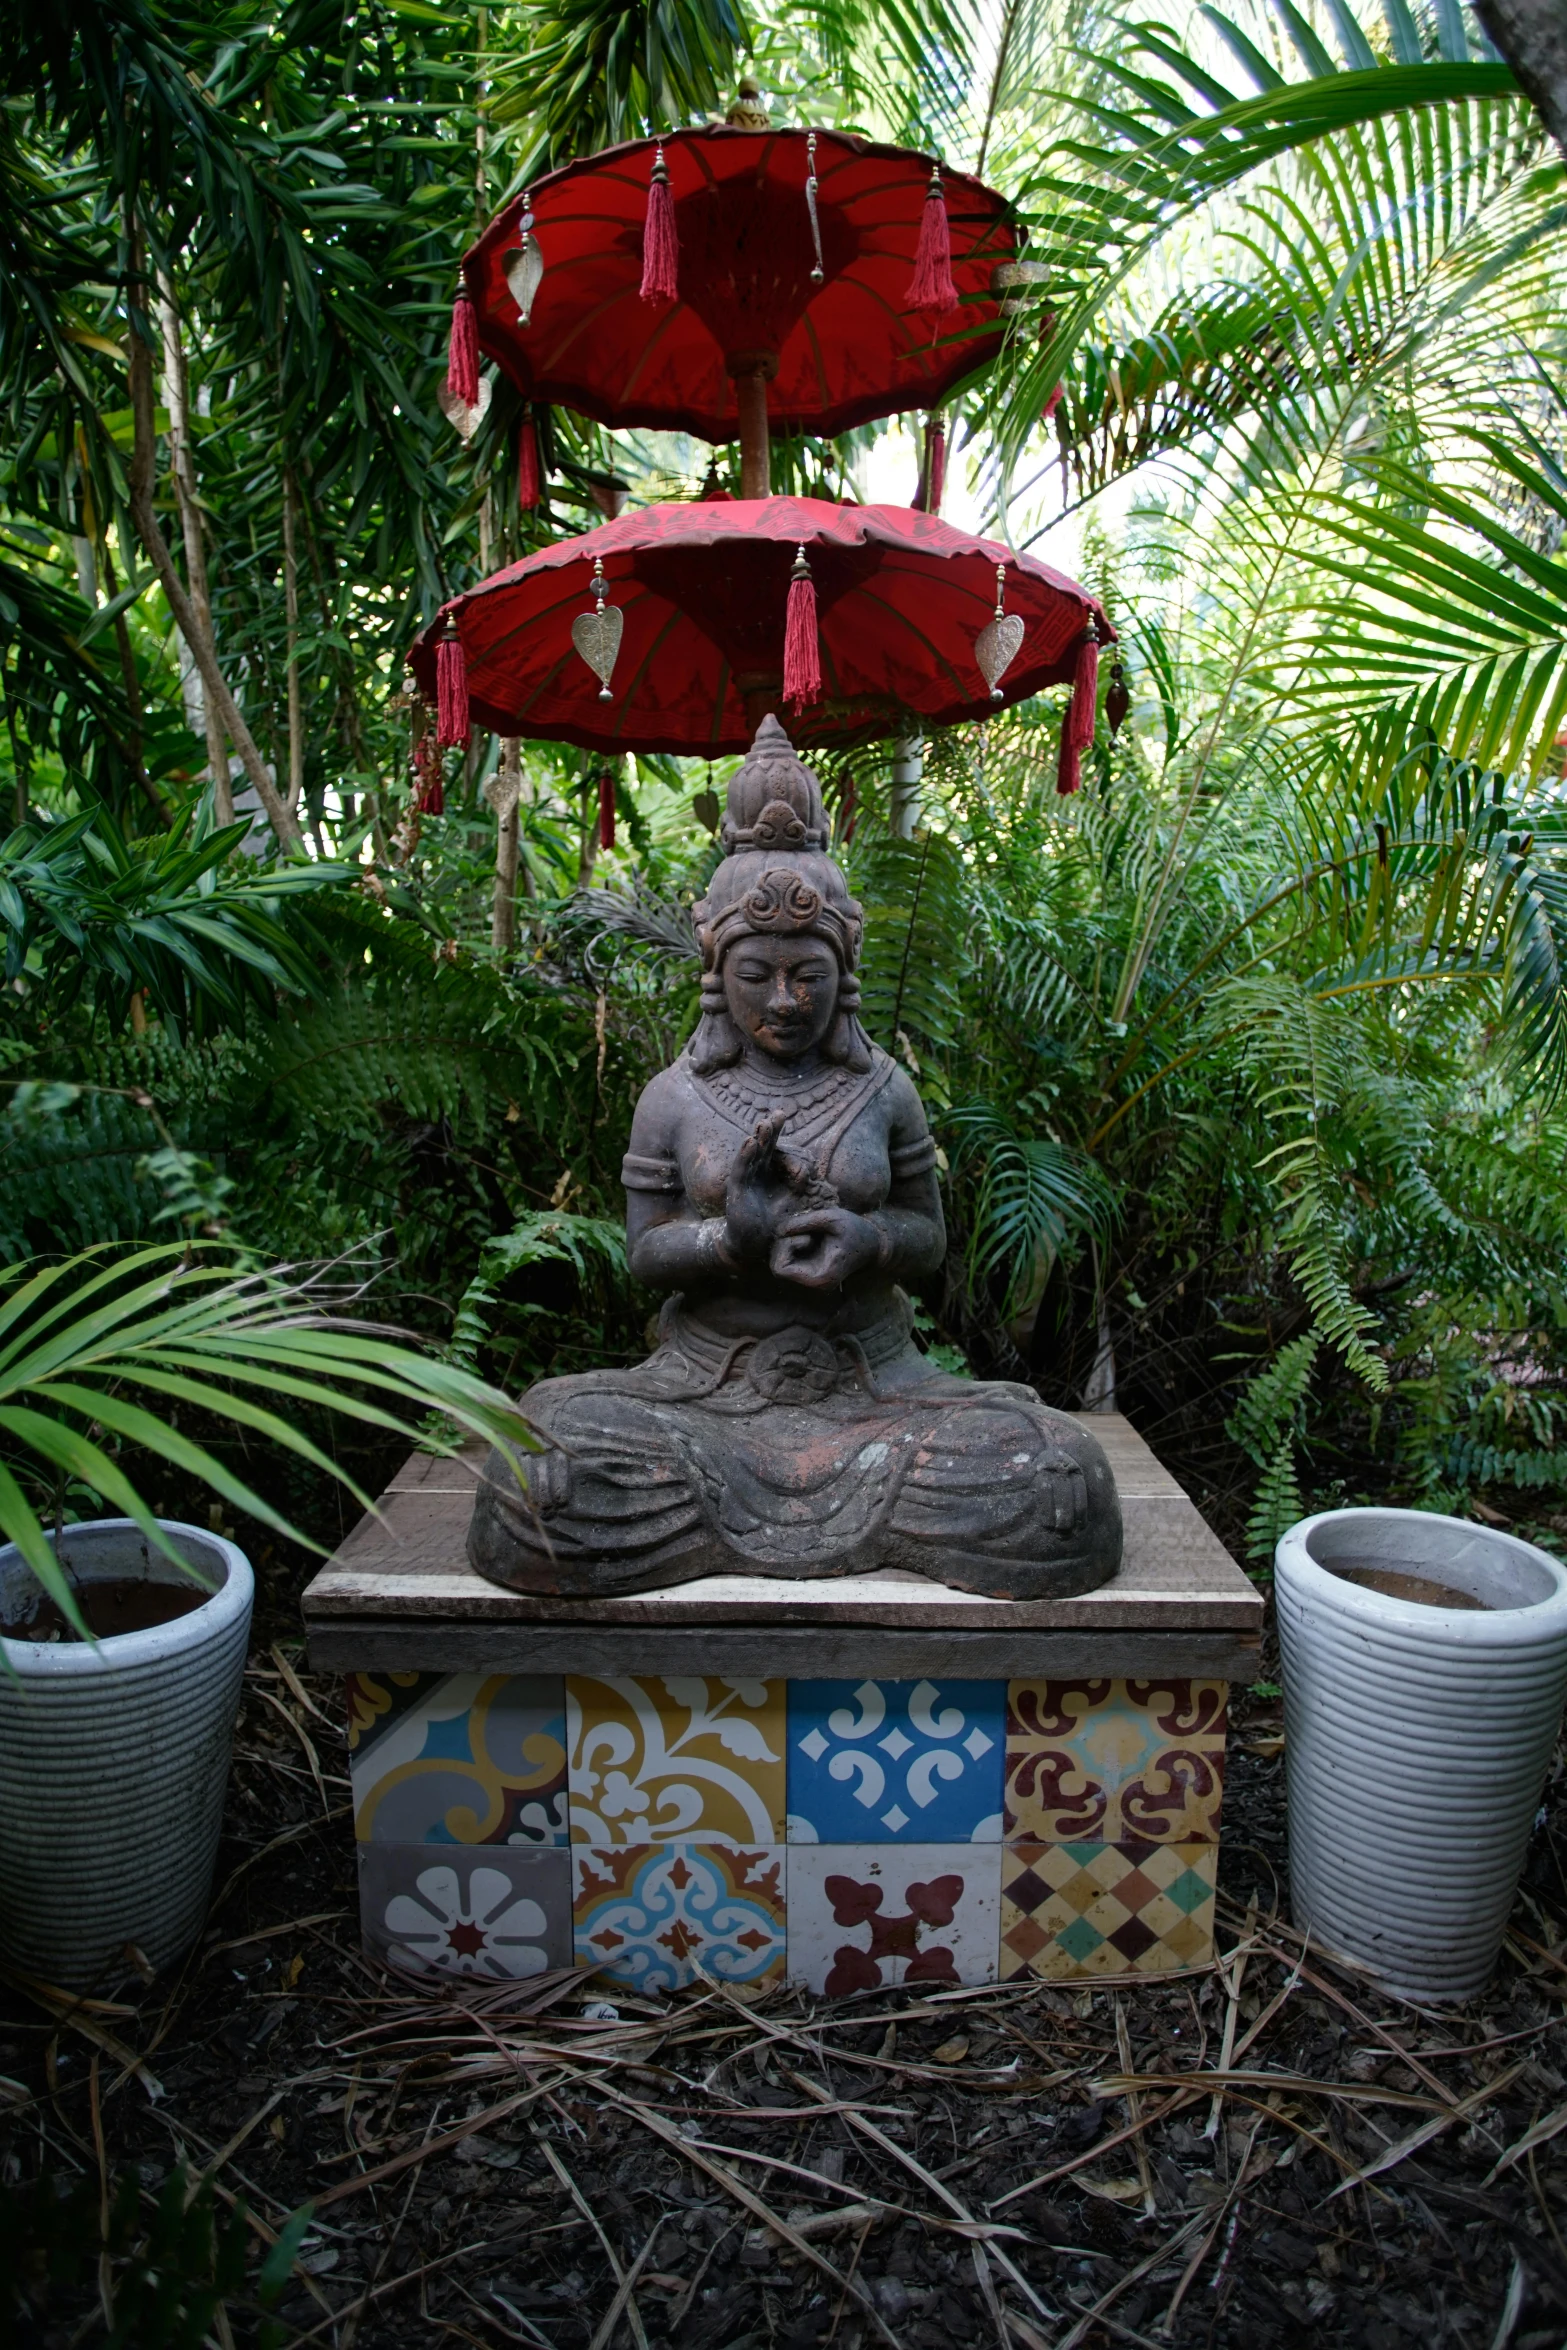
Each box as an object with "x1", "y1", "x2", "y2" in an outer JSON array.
[
  {"x1": 410, "y1": 498, "x2": 1110, "y2": 780},
  {"x1": 460, "y1": 127, "x2": 1020, "y2": 477}
]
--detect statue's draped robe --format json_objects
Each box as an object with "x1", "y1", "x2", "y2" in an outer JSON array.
[{"x1": 469, "y1": 1055, "x2": 1121, "y2": 1602}]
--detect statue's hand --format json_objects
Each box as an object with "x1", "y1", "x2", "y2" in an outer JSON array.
[
  {"x1": 723, "y1": 1115, "x2": 786, "y2": 1262},
  {"x1": 770, "y1": 1205, "x2": 882, "y2": 1290}
]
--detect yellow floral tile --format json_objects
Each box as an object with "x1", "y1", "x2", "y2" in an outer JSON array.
[
  {"x1": 999, "y1": 1839, "x2": 1217, "y2": 1980},
  {"x1": 567, "y1": 1676, "x2": 786, "y2": 1844},
  {"x1": 1005, "y1": 1678, "x2": 1227, "y2": 1844},
  {"x1": 348, "y1": 1672, "x2": 567, "y2": 1845}
]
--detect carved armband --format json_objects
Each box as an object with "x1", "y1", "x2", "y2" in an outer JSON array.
[
  {"x1": 622, "y1": 1150, "x2": 682, "y2": 1193},
  {"x1": 889, "y1": 1134, "x2": 939, "y2": 1180}
]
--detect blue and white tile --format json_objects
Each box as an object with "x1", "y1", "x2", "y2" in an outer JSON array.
[
  {"x1": 786, "y1": 1678, "x2": 1005, "y2": 1843},
  {"x1": 572, "y1": 1843, "x2": 787, "y2": 1994}
]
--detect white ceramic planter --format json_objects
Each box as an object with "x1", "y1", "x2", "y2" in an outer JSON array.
[
  {"x1": 0, "y1": 1519, "x2": 253, "y2": 1989},
  {"x1": 1277, "y1": 1507, "x2": 1567, "y2": 2002}
]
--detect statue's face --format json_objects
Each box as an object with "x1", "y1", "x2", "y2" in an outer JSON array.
[{"x1": 722, "y1": 931, "x2": 839, "y2": 1060}]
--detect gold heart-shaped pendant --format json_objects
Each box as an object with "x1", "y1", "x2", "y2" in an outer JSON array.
[
  {"x1": 975, "y1": 610, "x2": 1025, "y2": 698},
  {"x1": 571, "y1": 603, "x2": 624, "y2": 700},
  {"x1": 437, "y1": 376, "x2": 492, "y2": 442}
]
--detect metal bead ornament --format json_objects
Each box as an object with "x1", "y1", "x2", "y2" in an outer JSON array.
[
  {"x1": 974, "y1": 561, "x2": 1025, "y2": 702},
  {"x1": 805, "y1": 133, "x2": 825, "y2": 284},
  {"x1": 504, "y1": 196, "x2": 544, "y2": 326},
  {"x1": 571, "y1": 558, "x2": 623, "y2": 702}
]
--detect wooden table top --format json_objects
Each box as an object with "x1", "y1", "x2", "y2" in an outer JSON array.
[{"x1": 302, "y1": 1412, "x2": 1262, "y2": 1638}]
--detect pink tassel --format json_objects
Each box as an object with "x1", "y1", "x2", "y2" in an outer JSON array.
[
  {"x1": 783, "y1": 545, "x2": 822, "y2": 712},
  {"x1": 907, "y1": 166, "x2": 958, "y2": 314},
  {"x1": 598, "y1": 770, "x2": 616, "y2": 850},
  {"x1": 436, "y1": 624, "x2": 470, "y2": 747},
  {"x1": 640, "y1": 145, "x2": 679, "y2": 302},
  {"x1": 517, "y1": 413, "x2": 540, "y2": 509},
  {"x1": 1055, "y1": 621, "x2": 1100, "y2": 796},
  {"x1": 446, "y1": 289, "x2": 480, "y2": 407}
]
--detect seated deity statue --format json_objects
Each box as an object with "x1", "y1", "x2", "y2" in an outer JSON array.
[{"x1": 469, "y1": 716, "x2": 1122, "y2": 1602}]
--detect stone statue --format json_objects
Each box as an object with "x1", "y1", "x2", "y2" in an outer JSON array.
[{"x1": 469, "y1": 717, "x2": 1121, "y2": 1601}]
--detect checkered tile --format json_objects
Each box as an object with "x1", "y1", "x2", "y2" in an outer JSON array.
[{"x1": 999, "y1": 1839, "x2": 1216, "y2": 1979}]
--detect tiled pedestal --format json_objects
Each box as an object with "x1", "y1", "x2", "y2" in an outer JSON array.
[{"x1": 307, "y1": 1415, "x2": 1260, "y2": 1992}]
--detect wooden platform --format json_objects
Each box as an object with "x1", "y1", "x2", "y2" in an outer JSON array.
[{"x1": 302, "y1": 1413, "x2": 1262, "y2": 1680}]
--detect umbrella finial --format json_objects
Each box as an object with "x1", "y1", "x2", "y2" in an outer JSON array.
[
  {"x1": 726, "y1": 77, "x2": 771, "y2": 128},
  {"x1": 784, "y1": 547, "x2": 823, "y2": 714},
  {"x1": 907, "y1": 162, "x2": 959, "y2": 316},
  {"x1": 640, "y1": 144, "x2": 679, "y2": 304}
]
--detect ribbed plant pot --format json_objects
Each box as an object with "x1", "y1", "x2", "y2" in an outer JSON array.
[
  {"x1": 1277, "y1": 1508, "x2": 1567, "y2": 2002},
  {"x1": 0, "y1": 1520, "x2": 253, "y2": 1989}
]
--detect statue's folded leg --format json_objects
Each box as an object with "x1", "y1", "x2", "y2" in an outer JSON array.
[
  {"x1": 885, "y1": 1394, "x2": 1122, "y2": 1601},
  {"x1": 467, "y1": 1377, "x2": 728, "y2": 1593}
]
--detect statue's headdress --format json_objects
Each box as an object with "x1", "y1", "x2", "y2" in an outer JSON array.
[{"x1": 689, "y1": 715, "x2": 872, "y2": 1074}]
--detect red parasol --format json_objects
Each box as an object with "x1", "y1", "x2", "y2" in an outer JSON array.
[
  {"x1": 464, "y1": 129, "x2": 1018, "y2": 457},
  {"x1": 409, "y1": 498, "x2": 1110, "y2": 762}
]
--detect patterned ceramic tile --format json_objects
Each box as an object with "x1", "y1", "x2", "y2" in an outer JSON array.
[
  {"x1": 998, "y1": 1839, "x2": 1217, "y2": 1980},
  {"x1": 567, "y1": 1677, "x2": 786, "y2": 1845},
  {"x1": 347, "y1": 1672, "x2": 568, "y2": 1845},
  {"x1": 359, "y1": 1842, "x2": 572, "y2": 1979},
  {"x1": 572, "y1": 1844, "x2": 786, "y2": 1994},
  {"x1": 785, "y1": 1844, "x2": 1001, "y2": 1994},
  {"x1": 1004, "y1": 1679, "x2": 1227, "y2": 1845},
  {"x1": 786, "y1": 1679, "x2": 1004, "y2": 1844}
]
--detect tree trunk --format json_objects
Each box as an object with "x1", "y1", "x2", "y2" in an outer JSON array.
[
  {"x1": 281, "y1": 464, "x2": 305, "y2": 814},
  {"x1": 488, "y1": 737, "x2": 522, "y2": 952},
  {"x1": 98, "y1": 538, "x2": 166, "y2": 828},
  {"x1": 158, "y1": 276, "x2": 233, "y2": 821},
  {"x1": 1473, "y1": 0, "x2": 1567, "y2": 162},
  {"x1": 126, "y1": 271, "x2": 304, "y2": 853}
]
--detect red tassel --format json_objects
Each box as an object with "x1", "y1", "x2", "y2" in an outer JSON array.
[
  {"x1": 640, "y1": 146, "x2": 679, "y2": 303},
  {"x1": 598, "y1": 769, "x2": 616, "y2": 850},
  {"x1": 783, "y1": 546, "x2": 822, "y2": 712},
  {"x1": 907, "y1": 167, "x2": 958, "y2": 314},
  {"x1": 446, "y1": 289, "x2": 480, "y2": 408},
  {"x1": 517, "y1": 413, "x2": 540, "y2": 510},
  {"x1": 436, "y1": 623, "x2": 470, "y2": 747},
  {"x1": 1055, "y1": 622, "x2": 1100, "y2": 796}
]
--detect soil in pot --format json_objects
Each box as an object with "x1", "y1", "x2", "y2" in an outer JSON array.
[
  {"x1": 1325, "y1": 1560, "x2": 1490, "y2": 1609},
  {"x1": 1, "y1": 1580, "x2": 209, "y2": 1641}
]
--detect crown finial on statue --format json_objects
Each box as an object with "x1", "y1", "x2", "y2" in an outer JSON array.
[{"x1": 722, "y1": 714, "x2": 828, "y2": 852}]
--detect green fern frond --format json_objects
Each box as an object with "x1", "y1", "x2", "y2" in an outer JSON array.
[{"x1": 1246, "y1": 1433, "x2": 1307, "y2": 1563}]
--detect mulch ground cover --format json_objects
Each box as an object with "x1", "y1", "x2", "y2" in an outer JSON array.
[{"x1": 4, "y1": 1652, "x2": 1567, "y2": 2350}]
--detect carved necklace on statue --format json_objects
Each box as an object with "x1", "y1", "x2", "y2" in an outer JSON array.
[{"x1": 696, "y1": 1051, "x2": 896, "y2": 1177}]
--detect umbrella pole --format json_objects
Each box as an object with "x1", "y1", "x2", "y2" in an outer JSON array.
[{"x1": 728, "y1": 353, "x2": 776, "y2": 497}]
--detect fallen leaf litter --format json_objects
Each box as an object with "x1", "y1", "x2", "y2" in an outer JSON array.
[{"x1": 3, "y1": 1657, "x2": 1566, "y2": 2349}]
